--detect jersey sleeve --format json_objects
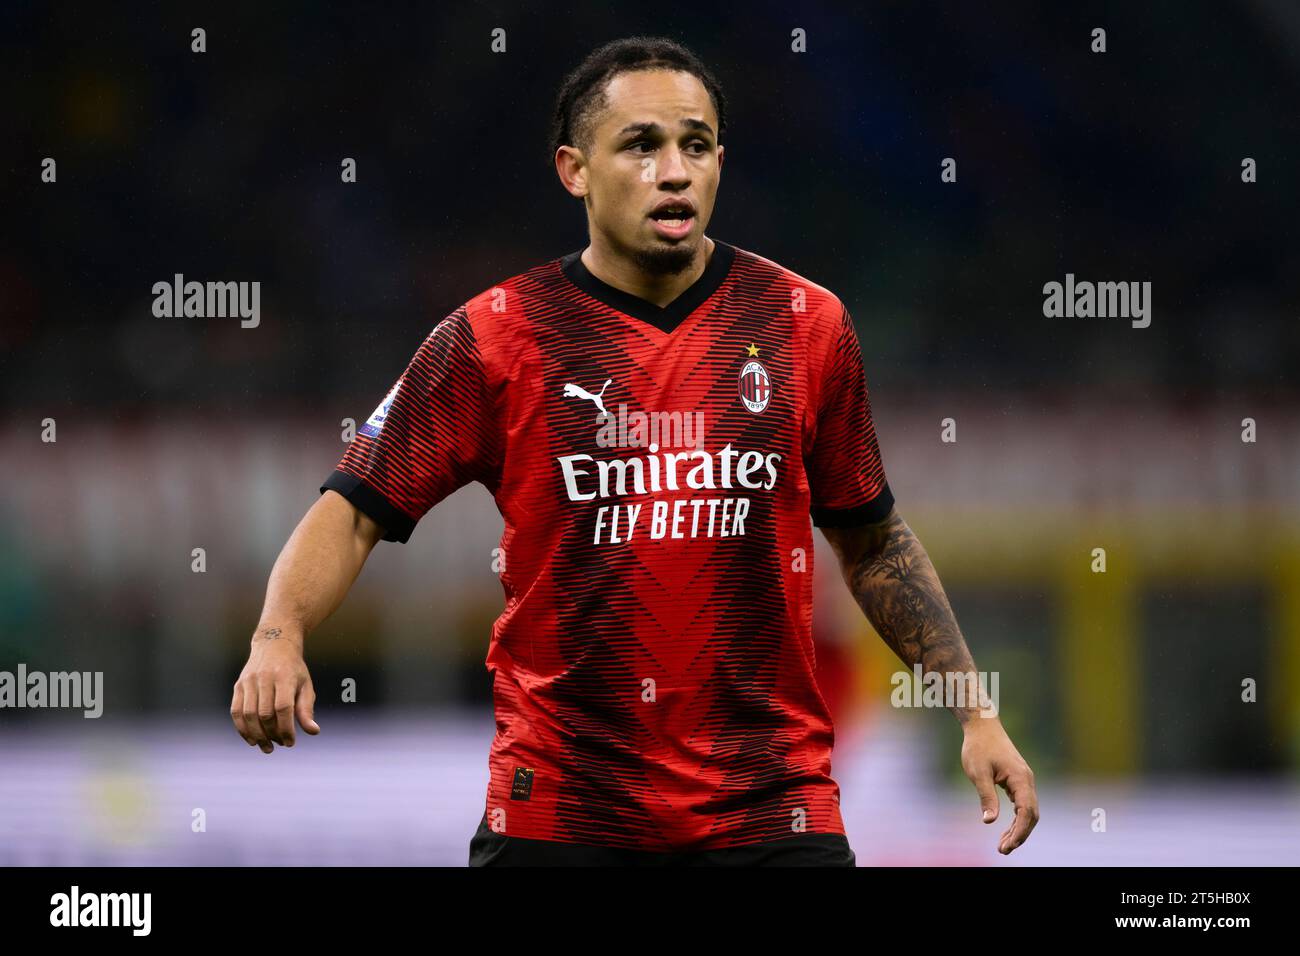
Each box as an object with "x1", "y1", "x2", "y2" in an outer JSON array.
[
  {"x1": 320, "y1": 306, "x2": 497, "y2": 543},
  {"x1": 806, "y1": 305, "x2": 895, "y2": 527}
]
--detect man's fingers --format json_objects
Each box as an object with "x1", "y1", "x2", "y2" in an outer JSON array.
[
  {"x1": 274, "y1": 679, "x2": 297, "y2": 746},
  {"x1": 241, "y1": 678, "x2": 273, "y2": 752},
  {"x1": 257, "y1": 675, "x2": 281, "y2": 749},
  {"x1": 997, "y1": 773, "x2": 1040, "y2": 854},
  {"x1": 972, "y1": 767, "x2": 999, "y2": 823},
  {"x1": 230, "y1": 683, "x2": 255, "y2": 746},
  {"x1": 296, "y1": 679, "x2": 320, "y2": 735},
  {"x1": 998, "y1": 804, "x2": 1035, "y2": 854}
]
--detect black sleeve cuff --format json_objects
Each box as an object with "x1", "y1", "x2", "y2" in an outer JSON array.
[
  {"x1": 320, "y1": 470, "x2": 418, "y2": 544},
  {"x1": 810, "y1": 482, "x2": 895, "y2": 528}
]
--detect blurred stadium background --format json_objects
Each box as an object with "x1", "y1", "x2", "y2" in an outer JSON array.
[{"x1": 2, "y1": 2, "x2": 1298, "y2": 864}]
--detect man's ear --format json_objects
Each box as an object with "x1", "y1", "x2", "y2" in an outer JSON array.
[{"x1": 555, "y1": 145, "x2": 589, "y2": 199}]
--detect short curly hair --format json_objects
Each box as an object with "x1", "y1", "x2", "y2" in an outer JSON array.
[{"x1": 548, "y1": 36, "x2": 728, "y2": 164}]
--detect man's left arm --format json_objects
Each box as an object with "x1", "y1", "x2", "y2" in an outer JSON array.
[{"x1": 821, "y1": 508, "x2": 1041, "y2": 855}]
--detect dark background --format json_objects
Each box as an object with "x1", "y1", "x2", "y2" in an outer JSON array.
[{"x1": 6, "y1": 2, "x2": 1297, "y2": 409}]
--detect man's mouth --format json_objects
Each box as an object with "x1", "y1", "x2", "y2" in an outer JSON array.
[
  {"x1": 651, "y1": 210, "x2": 693, "y2": 226},
  {"x1": 649, "y1": 203, "x2": 696, "y2": 238}
]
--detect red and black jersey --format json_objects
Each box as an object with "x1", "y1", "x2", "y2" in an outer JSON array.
[{"x1": 321, "y1": 239, "x2": 893, "y2": 851}]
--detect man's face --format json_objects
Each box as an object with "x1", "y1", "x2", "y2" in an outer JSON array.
[{"x1": 560, "y1": 69, "x2": 724, "y2": 275}]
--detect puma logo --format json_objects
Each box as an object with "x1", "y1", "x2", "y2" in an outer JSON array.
[{"x1": 563, "y1": 378, "x2": 612, "y2": 417}]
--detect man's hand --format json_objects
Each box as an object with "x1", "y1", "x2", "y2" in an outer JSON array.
[
  {"x1": 961, "y1": 718, "x2": 1039, "y2": 854},
  {"x1": 233, "y1": 492, "x2": 381, "y2": 753},
  {"x1": 231, "y1": 626, "x2": 320, "y2": 753}
]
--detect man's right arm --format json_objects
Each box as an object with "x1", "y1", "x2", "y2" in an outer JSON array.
[
  {"x1": 231, "y1": 489, "x2": 386, "y2": 753},
  {"x1": 235, "y1": 304, "x2": 496, "y2": 751}
]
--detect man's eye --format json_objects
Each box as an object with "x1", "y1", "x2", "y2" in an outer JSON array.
[{"x1": 627, "y1": 141, "x2": 709, "y2": 154}]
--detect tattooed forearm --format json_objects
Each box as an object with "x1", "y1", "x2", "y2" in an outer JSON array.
[
  {"x1": 254, "y1": 627, "x2": 283, "y2": 642},
  {"x1": 824, "y1": 509, "x2": 982, "y2": 724}
]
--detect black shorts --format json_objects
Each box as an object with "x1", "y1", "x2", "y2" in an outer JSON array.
[{"x1": 467, "y1": 816, "x2": 856, "y2": 867}]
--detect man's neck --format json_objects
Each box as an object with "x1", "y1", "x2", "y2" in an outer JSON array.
[{"x1": 581, "y1": 236, "x2": 715, "y2": 308}]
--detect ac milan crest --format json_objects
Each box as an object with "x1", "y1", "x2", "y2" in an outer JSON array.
[{"x1": 738, "y1": 360, "x2": 772, "y2": 413}]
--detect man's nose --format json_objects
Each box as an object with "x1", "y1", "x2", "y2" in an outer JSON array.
[{"x1": 656, "y1": 145, "x2": 691, "y2": 185}]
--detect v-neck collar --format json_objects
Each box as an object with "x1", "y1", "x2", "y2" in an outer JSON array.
[{"x1": 560, "y1": 239, "x2": 736, "y2": 335}]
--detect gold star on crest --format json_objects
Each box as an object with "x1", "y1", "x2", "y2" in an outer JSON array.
[{"x1": 745, "y1": 342, "x2": 760, "y2": 357}]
